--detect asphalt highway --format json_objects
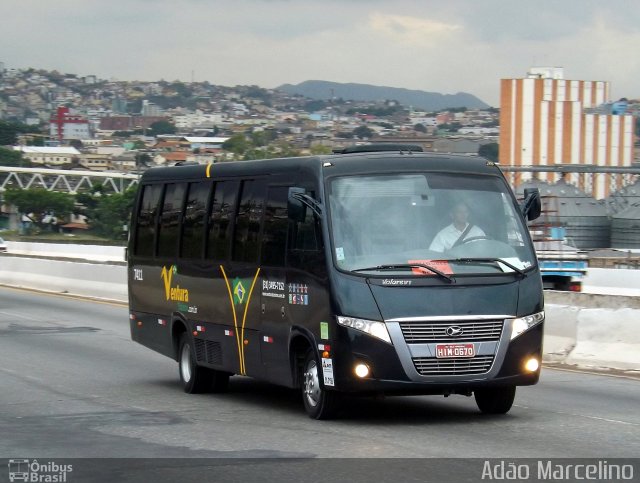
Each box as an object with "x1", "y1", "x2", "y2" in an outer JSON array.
[{"x1": 0, "y1": 286, "x2": 638, "y2": 481}]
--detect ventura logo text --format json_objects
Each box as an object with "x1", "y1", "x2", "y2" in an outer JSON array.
[{"x1": 161, "y1": 265, "x2": 190, "y2": 302}]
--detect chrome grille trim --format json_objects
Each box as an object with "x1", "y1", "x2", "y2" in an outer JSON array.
[
  {"x1": 413, "y1": 355, "x2": 494, "y2": 376},
  {"x1": 388, "y1": 314, "x2": 513, "y2": 323},
  {"x1": 400, "y1": 320, "x2": 504, "y2": 343}
]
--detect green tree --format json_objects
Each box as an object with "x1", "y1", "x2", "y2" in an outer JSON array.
[
  {"x1": 353, "y1": 125, "x2": 374, "y2": 139},
  {"x1": 3, "y1": 188, "x2": 75, "y2": 225},
  {"x1": 136, "y1": 152, "x2": 152, "y2": 167},
  {"x1": 481, "y1": 119, "x2": 499, "y2": 128},
  {"x1": 414, "y1": 123, "x2": 427, "y2": 133},
  {"x1": 439, "y1": 107, "x2": 467, "y2": 113},
  {"x1": 303, "y1": 100, "x2": 328, "y2": 112},
  {"x1": 250, "y1": 129, "x2": 277, "y2": 147},
  {"x1": 478, "y1": 142, "x2": 499, "y2": 162},
  {"x1": 438, "y1": 122, "x2": 461, "y2": 133},
  {"x1": 0, "y1": 147, "x2": 25, "y2": 166},
  {"x1": 87, "y1": 188, "x2": 137, "y2": 239},
  {"x1": 113, "y1": 130, "x2": 134, "y2": 138},
  {"x1": 26, "y1": 136, "x2": 45, "y2": 147},
  {"x1": 0, "y1": 120, "x2": 41, "y2": 145},
  {"x1": 222, "y1": 134, "x2": 250, "y2": 156},
  {"x1": 149, "y1": 120, "x2": 176, "y2": 136}
]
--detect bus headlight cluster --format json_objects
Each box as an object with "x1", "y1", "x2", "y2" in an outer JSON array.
[
  {"x1": 511, "y1": 311, "x2": 545, "y2": 340},
  {"x1": 337, "y1": 316, "x2": 392, "y2": 344}
]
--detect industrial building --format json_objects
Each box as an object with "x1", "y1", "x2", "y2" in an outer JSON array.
[{"x1": 500, "y1": 67, "x2": 635, "y2": 199}]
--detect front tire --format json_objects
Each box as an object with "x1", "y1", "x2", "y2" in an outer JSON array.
[
  {"x1": 178, "y1": 334, "x2": 213, "y2": 394},
  {"x1": 301, "y1": 349, "x2": 341, "y2": 419},
  {"x1": 474, "y1": 386, "x2": 516, "y2": 414}
]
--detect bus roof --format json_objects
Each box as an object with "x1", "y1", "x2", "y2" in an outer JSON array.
[{"x1": 139, "y1": 152, "x2": 502, "y2": 183}]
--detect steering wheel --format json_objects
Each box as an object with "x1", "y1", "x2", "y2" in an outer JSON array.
[{"x1": 459, "y1": 235, "x2": 491, "y2": 245}]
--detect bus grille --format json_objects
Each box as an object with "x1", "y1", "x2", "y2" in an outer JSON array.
[
  {"x1": 400, "y1": 320, "x2": 504, "y2": 344},
  {"x1": 413, "y1": 355, "x2": 494, "y2": 376},
  {"x1": 194, "y1": 339, "x2": 223, "y2": 365}
]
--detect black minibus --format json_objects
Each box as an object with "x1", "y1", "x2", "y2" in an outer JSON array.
[{"x1": 127, "y1": 150, "x2": 543, "y2": 419}]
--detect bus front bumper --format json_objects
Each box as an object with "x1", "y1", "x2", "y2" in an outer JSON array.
[{"x1": 329, "y1": 323, "x2": 542, "y2": 395}]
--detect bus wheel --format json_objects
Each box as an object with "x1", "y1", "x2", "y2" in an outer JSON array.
[
  {"x1": 178, "y1": 334, "x2": 212, "y2": 394},
  {"x1": 474, "y1": 386, "x2": 516, "y2": 414},
  {"x1": 301, "y1": 349, "x2": 341, "y2": 420}
]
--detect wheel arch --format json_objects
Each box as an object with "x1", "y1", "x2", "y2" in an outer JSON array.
[
  {"x1": 288, "y1": 327, "x2": 317, "y2": 389},
  {"x1": 170, "y1": 314, "x2": 189, "y2": 361}
]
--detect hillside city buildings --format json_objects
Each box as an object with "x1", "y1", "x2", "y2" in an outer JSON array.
[{"x1": 0, "y1": 63, "x2": 638, "y2": 200}]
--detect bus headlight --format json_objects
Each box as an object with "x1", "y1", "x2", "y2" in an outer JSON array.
[
  {"x1": 337, "y1": 316, "x2": 392, "y2": 344},
  {"x1": 511, "y1": 311, "x2": 545, "y2": 340}
]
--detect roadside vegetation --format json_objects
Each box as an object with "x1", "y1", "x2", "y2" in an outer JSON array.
[{"x1": 2, "y1": 186, "x2": 136, "y2": 243}]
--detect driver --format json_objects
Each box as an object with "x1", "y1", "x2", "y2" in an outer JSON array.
[{"x1": 429, "y1": 201, "x2": 485, "y2": 252}]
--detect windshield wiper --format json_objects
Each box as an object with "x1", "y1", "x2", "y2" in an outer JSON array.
[
  {"x1": 352, "y1": 263, "x2": 454, "y2": 283},
  {"x1": 453, "y1": 258, "x2": 526, "y2": 277}
]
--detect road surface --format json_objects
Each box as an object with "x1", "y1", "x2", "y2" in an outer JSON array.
[{"x1": 0, "y1": 286, "x2": 638, "y2": 481}]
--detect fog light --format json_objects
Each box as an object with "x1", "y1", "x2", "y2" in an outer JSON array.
[
  {"x1": 354, "y1": 363, "x2": 370, "y2": 378},
  {"x1": 525, "y1": 357, "x2": 540, "y2": 372}
]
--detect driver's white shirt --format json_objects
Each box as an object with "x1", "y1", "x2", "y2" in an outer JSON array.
[{"x1": 429, "y1": 223, "x2": 485, "y2": 252}]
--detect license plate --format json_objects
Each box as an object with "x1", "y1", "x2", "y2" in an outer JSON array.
[{"x1": 436, "y1": 343, "x2": 475, "y2": 358}]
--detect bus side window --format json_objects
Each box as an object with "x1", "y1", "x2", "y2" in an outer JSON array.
[
  {"x1": 207, "y1": 180, "x2": 239, "y2": 261},
  {"x1": 292, "y1": 205, "x2": 319, "y2": 251},
  {"x1": 134, "y1": 184, "x2": 162, "y2": 257},
  {"x1": 289, "y1": 194, "x2": 325, "y2": 277},
  {"x1": 261, "y1": 186, "x2": 289, "y2": 267},
  {"x1": 233, "y1": 179, "x2": 266, "y2": 263},
  {"x1": 157, "y1": 183, "x2": 187, "y2": 258},
  {"x1": 180, "y1": 181, "x2": 211, "y2": 259}
]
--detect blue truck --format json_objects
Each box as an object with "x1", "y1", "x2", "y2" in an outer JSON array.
[{"x1": 533, "y1": 227, "x2": 588, "y2": 291}]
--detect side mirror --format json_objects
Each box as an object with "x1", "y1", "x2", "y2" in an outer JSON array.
[
  {"x1": 521, "y1": 188, "x2": 542, "y2": 221},
  {"x1": 288, "y1": 187, "x2": 307, "y2": 222}
]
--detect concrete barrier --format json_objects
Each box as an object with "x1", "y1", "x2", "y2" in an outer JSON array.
[
  {"x1": 565, "y1": 308, "x2": 640, "y2": 370},
  {"x1": 5, "y1": 241, "x2": 125, "y2": 262},
  {"x1": 0, "y1": 256, "x2": 126, "y2": 302},
  {"x1": 582, "y1": 267, "x2": 640, "y2": 297},
  {"x1": 543, "y1": 292, "x2": 640, "y2": 371},
  {"x1": 0, "y1": 255, "x2": 638, "y2": 371},
  {"x1": 541, "y1": 303, "x2": 579, "y2": 362}
]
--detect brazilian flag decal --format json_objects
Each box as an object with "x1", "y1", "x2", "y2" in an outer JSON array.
[{"x1": 232, "y1": 277, "x2": 249, "y2": 305}]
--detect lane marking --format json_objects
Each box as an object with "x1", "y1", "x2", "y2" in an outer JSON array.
[
  {"x1": 514, "y1": 404, "x2": 639, "y2": 427},
  {"x1": 0, "y1": 284, "x2": 127, "y2": 308},
  {"x1": 543, "y1": 365, "x2": 640, "y2": 382}
]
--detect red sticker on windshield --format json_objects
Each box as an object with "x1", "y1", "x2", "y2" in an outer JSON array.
[{"x1": 408, "y1": 259, "x2": 453, "y2": 276}]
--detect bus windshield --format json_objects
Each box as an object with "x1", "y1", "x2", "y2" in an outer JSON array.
[{"x1": 327, "y1": 172, "x2": 536, "y2": 276}]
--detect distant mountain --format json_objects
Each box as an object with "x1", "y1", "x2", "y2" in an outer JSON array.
[{"x1": 277, "y1": 80, "x2": 489, "y2": 111}]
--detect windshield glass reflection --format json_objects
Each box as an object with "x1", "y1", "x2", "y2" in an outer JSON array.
[{"x1": 328, "y1": 173, "x2": 535, "y2": 276}]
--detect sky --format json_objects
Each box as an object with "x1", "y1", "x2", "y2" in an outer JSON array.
[{"x1": 2, "y1": 0, "x2": 640, "y2": 106}]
